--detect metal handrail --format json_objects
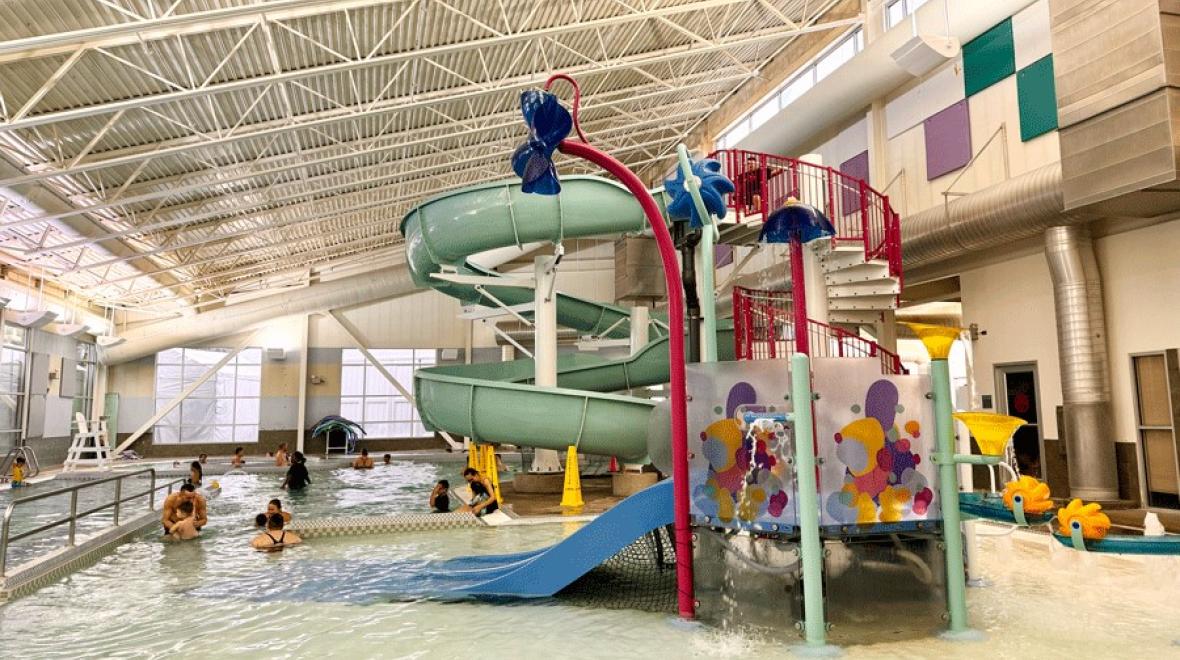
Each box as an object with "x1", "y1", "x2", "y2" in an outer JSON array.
[
  {"x1": 707, "y1": 148, "x2": 904, "y2": 282},
  {"x1": 0, "y1": 468, "x2": 183, "y2": 576}
]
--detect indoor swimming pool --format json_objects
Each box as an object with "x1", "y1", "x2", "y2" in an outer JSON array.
[{"x1": 0, "y1": 460, "x2": 1177, "y2": 658}]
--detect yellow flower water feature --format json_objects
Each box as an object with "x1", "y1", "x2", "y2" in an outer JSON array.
[
  {"x1": 1057, "y1": 498, "x2": 1112, "y2": 540},
  {"x1": 1001, "y1": 476, "x2": 1053, "y2": 514}
]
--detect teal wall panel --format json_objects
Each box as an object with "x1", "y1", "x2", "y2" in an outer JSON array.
[
  {"x1": 1017, "y1": 55, "x2": 1058, "y2": 141},
  {"x1": 963, "y1": 19, "x2": 1015, "y2": 97}
]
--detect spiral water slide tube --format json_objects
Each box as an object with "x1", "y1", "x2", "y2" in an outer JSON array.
[{"x1": 401, "y1": 175, "x2": 732, "y2": 462}]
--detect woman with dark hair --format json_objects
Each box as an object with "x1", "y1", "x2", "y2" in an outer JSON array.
[
  {"x1": 188, "y1": 460, "x2": 203, "y2": 487},
  {"x1": 281, "y1": 451, "x2": 311, "y2": 491},
  {"x1": 231, "y1": 446, "x2": 246, "y2": 468}
]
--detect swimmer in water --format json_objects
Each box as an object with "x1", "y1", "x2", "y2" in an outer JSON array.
[
  {"x1": 352, "y1": 448, "x2": 374, "y2": 470},
  {"x1": 164, "y1": 501, "x2": 200, "y2": 541},
  {"x1": 250, "y1": 513, "x2": 302, "y2": 552},
  {"x1": 265, "y1": 498, "x2": 292, "y2": 524}
]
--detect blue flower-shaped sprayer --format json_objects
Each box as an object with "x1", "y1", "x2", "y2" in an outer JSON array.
[
  {"x1": 758, "y1": 198, "x2": 836, "y2": 244},
  {"x1": 663, "y1": 158, "x2": 734, "y2": 229},
  {"x1": 511, "y1": 90, "x2": 572, "y2": 195}
]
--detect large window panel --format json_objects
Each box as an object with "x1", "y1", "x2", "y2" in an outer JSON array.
[
  {"x1": 339, "y1": 348, "x2": 436, "y2": 438},
  {"x1": 153, "y1": 347, "x2": 262, "y2": 444},
  {"x1": 0, "y1": 324, "x2": 28, "y2": 450}
]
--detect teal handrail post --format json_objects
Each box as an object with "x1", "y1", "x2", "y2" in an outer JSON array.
[
  {"x1": 931, "y1": 357, "x2": 974, "y2": 638},
  {"x1": 675, "y1": 144, "x2": 720, "y2": 363},
  {"x1": 790, "y1": 352, "x2": 834, "y2": 652}
]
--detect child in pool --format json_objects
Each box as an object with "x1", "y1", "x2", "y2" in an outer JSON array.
[
  {"x1": 164, "y1": 501, "x2": 200, "y2": 541},
  {"x1": 430, "y1": 480, "x2": 451, "y2": 513},
  {"x1": 10, "y1": 456, "x2": 27, "y2": 487}
]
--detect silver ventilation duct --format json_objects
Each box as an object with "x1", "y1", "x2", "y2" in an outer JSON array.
[
  {"x1": 902, "y1": 163, "x2": 1085, "y2": 268},
  {"x1": 1045, "y1": 225, "x2": 1118, "y2": 500},
  {"x1": 101, "y1": 265, "x2": 418, "y2": 365}
]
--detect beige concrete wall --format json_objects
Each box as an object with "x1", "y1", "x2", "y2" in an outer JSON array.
[
  {"x1": 959, "y1": 251, "x2": 1064, "y2": 440},
  {"x1": 1094, "y1": 218, "x2": 1180, "y2": 450}
]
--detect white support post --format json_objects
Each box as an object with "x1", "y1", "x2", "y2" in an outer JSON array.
[
  {"x1": 115, "y1": 329, "x2": 259, "y2": 453},
  {"x1": 798, "y1": 154, "x2": 830, "y2": 329},
  {"x1": 531, "y1": 253, "x2": 563, "y2": 473},
  {"x1": 296, "y1": 313, "x2": 310, "y2": 453},
  {"x1": 630, "y1": 305, "x2": 649, "y2": 356},
  {"x1": 326, "y1": 309, "x2": 463, "y2": 451}
]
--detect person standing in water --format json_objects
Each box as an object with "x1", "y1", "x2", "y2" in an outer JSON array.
[
  {"x1": 352, "y1": 448, "x2": 374, "y2": 469},
  {"x1": 188, "y1": 460, "x2": 203, "y2": 487},
  {"x1": 274, "y1": 443, "x2": 290, "y2": 467},
  {"x1": 281, "y1": 451, "x2": 311, "y2": 490},
  {"x1": 430, "y1": 480, "x2": 451, "y2": 513},
  {"x1": 250, "y1": 513, "x2": 302, "y2": 551},
  {"x1": 164, "y1": 501, "x2": 200, "y2": 541},
  {"x1": 231, "y1": 446, "x2": 246, "y2": 468},
  {"x1": 266, "y1": 498, "x2": 292, "y2": 523}
]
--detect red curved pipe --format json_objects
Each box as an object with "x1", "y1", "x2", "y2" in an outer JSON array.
[{"x1": 558, "y1": 138, "x2": 694, "y2": 619}]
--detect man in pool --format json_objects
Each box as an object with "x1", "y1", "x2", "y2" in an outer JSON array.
[
  {"x1": 460, "y1": 467, "x2": 499, "y2": 516},
  {"x1": 197, "y1": 453, "x2": 208, "y2": 465},
  {"x1": 162, "y1": 483, "x2": 208, "y2": 534},
  {"x1": 352, "y1": 448, "x2": 374, "y2": 469},
  {"x1": 266, "y1": 498, "x2": 292, "y2": 523},
  {"x1": 250, "y1": 513, "x2": 302, "y2": 551},
  {"x1": 383, "y1": 453, "x2": 392, "y2": 465},
  {"x1": 429, "y1": 480, "x2": 451, "y2": 513},
  {"x1": 164, "y1": 501, "x2": 200, "y2": 541},
  {"x1": 231, "y1": 446, "x2": 246, "y2": 468}
]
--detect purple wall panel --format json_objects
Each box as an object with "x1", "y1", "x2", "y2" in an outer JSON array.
[
  {"x1": 715, "y1": 243, "x2": 733, "y2": 268},
  {"x1": 924, "y1": 99, "x2": 972, "y2": 180},
  {"x1": 839, "y1": 150, "x2": 870, "y2": 213}
]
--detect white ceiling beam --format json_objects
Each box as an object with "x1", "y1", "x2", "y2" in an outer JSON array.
[
  {"x1": 0, "y1": 13, "x2": 852, "y2": 133},
  {"x1": 11, "y1": 110, "x2": 704, "y2": 242}
]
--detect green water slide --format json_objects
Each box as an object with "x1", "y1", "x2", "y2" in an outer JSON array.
[{"x1": 401, "y1": 176, "x2": 731, "y2": 461}]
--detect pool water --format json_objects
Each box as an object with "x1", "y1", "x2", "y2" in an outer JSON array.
[{"x1": 1, "y1": 460, "x2": 1179, "y2": 659}]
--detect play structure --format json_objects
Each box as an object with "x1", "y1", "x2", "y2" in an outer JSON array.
[{"x1": 395, "y1": 72, "x2": 1178, "y2": 648}]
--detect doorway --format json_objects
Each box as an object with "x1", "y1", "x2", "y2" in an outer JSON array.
[
  {"x1": 1132, "y1": 352, "x2": 1179, "y2": 508},
  {"x1": 995, "y1": 363, "x2": 1043, "y2": 479}
]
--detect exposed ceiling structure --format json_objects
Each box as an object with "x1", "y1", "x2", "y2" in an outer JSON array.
[{"x1": 0, "y1": 0, "x2": 856, "y2": 316}]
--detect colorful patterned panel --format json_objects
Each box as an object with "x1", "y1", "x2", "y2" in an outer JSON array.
[
  {"x1": 812, "y1": 358, "x2": 939, "y2": 533},
  {"x1": 687, "y1": 361, "x2": 797, "y2": 533}
]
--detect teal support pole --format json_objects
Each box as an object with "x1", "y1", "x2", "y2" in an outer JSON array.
[
  {"x1": 791, "y1": 352, "x2": 828, "y2": 649},
  {"x1": 676, "y1": 144, "x2": 720, "y2": 363},
  {"x1": 932, "y1": 358, "x2": 971, "y2": 635}
]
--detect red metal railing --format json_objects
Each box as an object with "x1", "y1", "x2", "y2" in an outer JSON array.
[
  {"x1": 708, "y1": 149, "x2": 903, "y2": 282},
  {"x1": 732, "y1": 286, "x2": 906, "y2": 375}
]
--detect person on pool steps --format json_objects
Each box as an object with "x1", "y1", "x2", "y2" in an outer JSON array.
[
  {"x1": 460, "y1": 468, "x2": 498, "y2": 516},
  {"x1": 164, "y1": 501, "x2": 200, "y2": 541},
  {"x1": 352, "y1": 448, "x2": 374, "y2": 469},
  {"x1": 9, "y1": 456, "x2": 27, "y2": 487},
  {"x1": 281, "y1": 451, "x2": 311, "y2": 490},
  {"x1": 430, "y1": 480, "x2": 451, "y2": 513},
  {"x1": 251, "y1": 513, "x2": 302, "y2": 551}
]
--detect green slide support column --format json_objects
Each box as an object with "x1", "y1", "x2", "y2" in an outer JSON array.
[
  {"x1": 932, "y1": 358, "x2": 971, "y2": 636},
  {"x1": 791, "y1": 353, "x2": 831, "y2": 652}
]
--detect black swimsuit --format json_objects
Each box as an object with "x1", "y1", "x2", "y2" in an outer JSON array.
[{"x1": 263, "y1": 530, "x2": 287, "y2": 551}]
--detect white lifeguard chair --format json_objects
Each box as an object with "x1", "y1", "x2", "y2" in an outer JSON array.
[{"x1": 63, "y1": 413, "x2": 112, "y2": 471}]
